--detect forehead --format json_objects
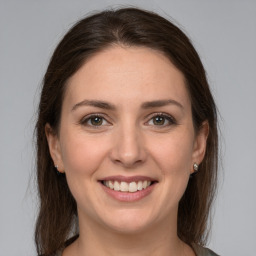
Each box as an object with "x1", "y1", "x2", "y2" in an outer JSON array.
[{"x1": 64, "y1": 46, "x2": 190, "y2": 108}]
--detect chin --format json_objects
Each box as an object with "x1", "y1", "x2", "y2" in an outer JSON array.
[{"x1": 99, "y1": 208, "x2": 156, "y2": 234}]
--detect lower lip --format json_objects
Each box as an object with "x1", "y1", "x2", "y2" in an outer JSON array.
[{"x1": 100, "y1": 182, "x2": 156, "y2": 202}]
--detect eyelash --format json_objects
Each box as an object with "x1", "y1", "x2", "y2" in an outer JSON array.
[
  {"x1": 146, "y1": 113, "x2": 176, "y2": 127},
  {"x1": 80, "y1": 113, "x2": 176, "y2": 128},
  {"x1": 80, "y1": 114, "x2": 110, "y2": 128}
]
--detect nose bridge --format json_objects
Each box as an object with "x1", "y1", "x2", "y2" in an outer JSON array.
[{"x1": 110, "y1": 118, "x2": 146, "y2": 167}]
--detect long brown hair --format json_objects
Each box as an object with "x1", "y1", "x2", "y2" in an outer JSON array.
[{"x1": 35, "y1": 7, "x2": 218, "y2": 255}]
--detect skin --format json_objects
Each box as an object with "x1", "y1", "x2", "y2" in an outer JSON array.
[{"x1": 46, "y1": 46, "x2": 208, "y2": 256}]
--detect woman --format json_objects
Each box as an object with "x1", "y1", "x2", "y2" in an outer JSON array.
[{"x1": 35, "y1": 7, "x2": 219, "y2": 256}]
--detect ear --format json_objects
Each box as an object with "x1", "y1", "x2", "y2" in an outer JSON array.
[
  {"x1": 191, "y1": 121, "x2": 209, "y2": 173},
  {"x1": 45, "y1": 123, "x2": 65, "y2": 173}
]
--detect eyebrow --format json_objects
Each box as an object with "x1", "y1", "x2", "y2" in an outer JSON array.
[
  {"x1": 71, "y1": 100, "x2": 116, "y2": 111},
  {"x1": 141, "y1": 99, "x2": 184, "y2": 109},
  {"x1": 71, "y1": 99, "x2": 183, "y2": 111}
]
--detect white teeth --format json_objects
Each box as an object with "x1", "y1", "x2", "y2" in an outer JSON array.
[
  {"x1": 137, "y1": 181, "x2": 143, "y2": 191},
  {"x1": 103, "y1": 180, "x2": 152, "y2": 192},
  {"x1": 129, "y1": 182, "x2": 137, "y2": 192},
  {"x1": 120, "y1": 181, "x2": 129, "y2": 192},
  {"x1": 142, "y1": 180, "x2": 148, "y2": 189},
  {"x1": 109, "y1": 180, "x2": 114, "y2": 189},
  {"x1": 114, "y1": 181, "x2": 120, "y2": 191}
]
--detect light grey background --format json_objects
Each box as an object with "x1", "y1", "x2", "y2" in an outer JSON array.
[{"x1": 1, "y1": 0, "x2": 255, "y2": 255}]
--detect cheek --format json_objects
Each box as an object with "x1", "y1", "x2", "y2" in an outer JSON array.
[
  {"x1": 149, "y1": 131, "x2": 194, "y2": 176},
  {"x1": 60, "y1": 132, "x2": 109, "y2": 177},
  {"x1": 144, "y1": 131, "x2": 195, "y2": 217},
  {"x1": 59, "y1": 132, "x2": 110, "y2": 209}
]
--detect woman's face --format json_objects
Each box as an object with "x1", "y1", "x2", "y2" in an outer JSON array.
[{"x1": 47, "y1": 46, "x2": 208, "y2": 234}]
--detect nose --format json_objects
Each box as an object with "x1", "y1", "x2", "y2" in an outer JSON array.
[{"x1": 109, "y1": 124, "x2": 147, "y2": 168}]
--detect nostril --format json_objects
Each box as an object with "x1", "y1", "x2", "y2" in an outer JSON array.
[
  {"x1": 109, "y1": 135, "x2": 147, "y2": 167},
  {"x1": 112, "y1": 157, "x2": 144, "y2": 168}
]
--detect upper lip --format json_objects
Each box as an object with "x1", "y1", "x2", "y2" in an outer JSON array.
[{"x1": 99, "y1": 175, "x2": 157, "y2": 183}]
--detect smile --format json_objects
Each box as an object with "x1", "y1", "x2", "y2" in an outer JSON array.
[
  {"x1": 99, "y1": 175, "x2": 157, "y2": 202},
  {"x1": 103, "y1": 180, "x2": 152, "y2": 193}
]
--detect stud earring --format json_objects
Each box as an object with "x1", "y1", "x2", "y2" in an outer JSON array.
[
  {"x1": 193, "y1": 163, "x2": 199, "y2": 172},
  {"x1": 55, "y1": 164, "x2": 64, "y2": 175}
]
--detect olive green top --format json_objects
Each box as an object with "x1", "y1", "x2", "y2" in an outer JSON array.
[{"x1": 193, "y1": 244, "x2": 220, "y2": 256}]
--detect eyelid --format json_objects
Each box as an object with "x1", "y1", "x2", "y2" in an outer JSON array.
[
  {"x1": 79, "y1": 112, "x2": 176, "y2": 128},
  {"x1": 80, "y1": 113, "x2": 112, "y2": 127},
  {"x1": 145, "y1": 112, "x2": 177, "y2": 126}
]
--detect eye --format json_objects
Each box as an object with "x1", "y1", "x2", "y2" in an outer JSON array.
[
  {"x1": 81, "y1": 114, "x2": 109, "y2": 127},
  {"x1": 147, "y1": 113, "x2": 176, "y2": 127}
]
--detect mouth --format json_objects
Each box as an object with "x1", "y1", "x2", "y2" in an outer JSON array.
[
  {"x1": 98, "y1": 175, "x2": 158, "y2": 201},
  {"x1": 101, "y1": 180, "x2": 157, "y2": 193}
]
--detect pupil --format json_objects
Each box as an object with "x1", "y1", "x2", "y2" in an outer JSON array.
[
  {"x1": 154, "y1": 116, "x2": 164, "y2": 125},
  {"x1": 92, "y1": 117, "x2": 102, "y2": 126}
]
